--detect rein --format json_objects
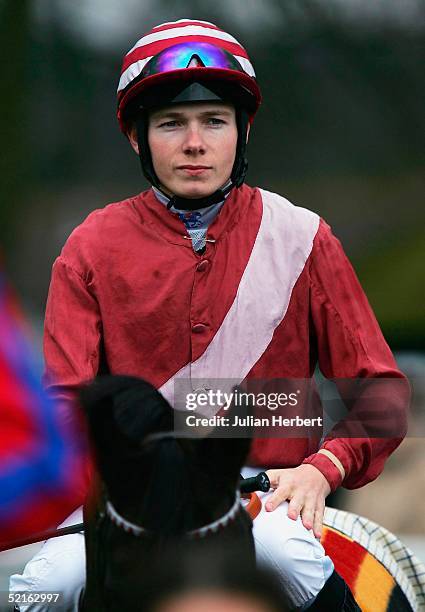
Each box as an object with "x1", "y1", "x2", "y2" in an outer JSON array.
[
  {"x1": 0, "y1": 524, "x2": 84, "y2": 553},
  {"x1": 0, "y1": 492, "x2": 259, "y2": 552},
  {"x1": 105, "y1": 492, "x2": 242, "y2": 540}
]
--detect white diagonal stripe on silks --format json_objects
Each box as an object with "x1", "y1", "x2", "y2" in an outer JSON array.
[
  {"x1": 159, "y1": 189, "x2": 320, "y2": 407},
  {"x1": 117, "y1": 57, "x2": 153, "y2": 92},
  {"x1": 189, "y1": 189, "x2": 319, "y2": 383},
  {"x1": 159, "y1": 363, "x2": 191, "y2": 407},
  {"x1": 127, "y1": 26, "x2": 242, "y2": 56}
]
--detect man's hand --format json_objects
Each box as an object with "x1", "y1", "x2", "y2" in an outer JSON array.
[{"x1": 265, "y1": 465, "x2": 331, "y2": 539}]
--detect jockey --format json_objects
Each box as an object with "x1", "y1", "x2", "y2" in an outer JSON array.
[{"x1": 10, "y1": 19, "x2": 409, "y2": 611}]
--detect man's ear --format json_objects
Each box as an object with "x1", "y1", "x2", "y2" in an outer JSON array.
[{"x1": 127, "y1": 124, "x2": 140, "y2": 155}]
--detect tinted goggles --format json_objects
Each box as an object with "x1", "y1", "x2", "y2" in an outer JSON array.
[{"x1": 141, "y1": 41, "x2": 245, "y2": 78}]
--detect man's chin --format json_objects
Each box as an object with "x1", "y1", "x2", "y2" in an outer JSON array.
[{"x1": 168, "y1": 184, "x2": 219, "y2": 200}]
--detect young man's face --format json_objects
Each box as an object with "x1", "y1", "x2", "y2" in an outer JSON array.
[{"x1": 130, "y1": 102, "x2": 238, "y2": 199}]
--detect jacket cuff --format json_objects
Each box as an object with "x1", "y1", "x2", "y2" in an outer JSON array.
[{"x1": 302, "y1": 453, "x2": 343, "y2": 492}]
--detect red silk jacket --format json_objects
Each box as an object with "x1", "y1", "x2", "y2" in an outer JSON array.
[{"x1": 43, "y1": 184, "x2": 409, "y2": 494}]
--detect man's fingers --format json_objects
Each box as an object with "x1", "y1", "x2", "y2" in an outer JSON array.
[
  {"x1": 265, "y1": 486, "x2": 291, "y2": 512},
  {"x1": 287, "y1": 496, "x2": 304, "y2": 521},
  {"x1": 313, "y1": 504, "x2": 325, "y2": 540},
  {"x1": 300, "y1": 499, "x2": 316, "y2": 530},
  {"x1": 265, "y1": 470, "x2": 281, "y2": 489}
]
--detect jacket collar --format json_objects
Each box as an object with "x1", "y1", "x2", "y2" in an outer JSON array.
[{"x1": 135, "y1": 184, "x2": 252, "y2": 248}]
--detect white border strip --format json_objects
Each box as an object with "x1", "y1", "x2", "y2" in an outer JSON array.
[{"x1": 324, "y1": 507, "x2": 425, "y2": 611}]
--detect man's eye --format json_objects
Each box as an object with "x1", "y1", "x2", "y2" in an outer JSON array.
[
  {"x1": 207, "y1": 118, "x2": 225, "y2": 126},
  {"x1": 159, "y1": 120, "x2": 178, "y2": 128}
]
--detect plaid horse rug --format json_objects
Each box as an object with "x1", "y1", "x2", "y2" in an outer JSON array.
[{"x1": 322, "y1": 507, "x2": 425, "y2": 611}]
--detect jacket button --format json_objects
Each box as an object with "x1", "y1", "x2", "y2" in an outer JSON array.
[
  {"x1": 192, "y1": 323, "x2": 207, "y2": 334},
  {"x1": 196, "y1": 259, "x2": 210, "y2": 272}
]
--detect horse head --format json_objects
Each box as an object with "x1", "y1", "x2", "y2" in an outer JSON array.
[{"x1": 79, "y1": 375, "x2": 255, "y2": 611}]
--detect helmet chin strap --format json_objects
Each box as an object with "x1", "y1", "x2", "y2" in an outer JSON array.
[
  {"x1": 161, "y1": 179, "x2": 234, "y2": 211},
  {"x1": 135, "y1": 109, "x2": 249, "y2": 211}
]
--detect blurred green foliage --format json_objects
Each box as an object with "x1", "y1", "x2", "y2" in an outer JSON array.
[{"x1": 357, "y1": 228, "x2": 425, "y2": 349}]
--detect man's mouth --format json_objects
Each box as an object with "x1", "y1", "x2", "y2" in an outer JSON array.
[{"x1": 177, "y1": 165, "x2": 212, "y2": 175}]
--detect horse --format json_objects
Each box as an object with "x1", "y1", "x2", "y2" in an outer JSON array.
[
  {"x1": 79, "y1": 375, "x2": 258, "y2": 611},
  {"x1": 2, "y1": 373, "x2": 423, "y2": 610}
]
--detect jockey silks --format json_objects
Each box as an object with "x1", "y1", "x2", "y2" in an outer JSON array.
[{"x1": 43, "y1": 183, "x2": 409, "y2": 495}]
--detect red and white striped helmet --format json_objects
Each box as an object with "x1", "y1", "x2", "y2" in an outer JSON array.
[{"x1": 116, "y1": 19, "x2": 262, "y2": 133}]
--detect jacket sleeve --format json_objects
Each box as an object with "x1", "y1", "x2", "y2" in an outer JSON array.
[
  {"x1": 302, "y1": 220, "x2": 410, "y2": 491},
  {"x1": 43, "y1": 255, "x2": 102, "y2": 496},
  {"x1": 43, "y1": 256, "x2": 102, "y2": 399}
]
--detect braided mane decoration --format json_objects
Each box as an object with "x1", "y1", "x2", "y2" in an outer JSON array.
[{"x1": 106, "y1": 493, "x2": 242, "y2": 540}]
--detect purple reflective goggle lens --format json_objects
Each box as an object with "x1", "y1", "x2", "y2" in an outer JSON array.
[{"x1": 142, "y1": 42, "x2": 244, "y2": 78}]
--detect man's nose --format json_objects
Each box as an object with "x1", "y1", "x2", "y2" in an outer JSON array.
[{"x1": 182, "y1": 124, "x2": 206, "y2": 154}]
